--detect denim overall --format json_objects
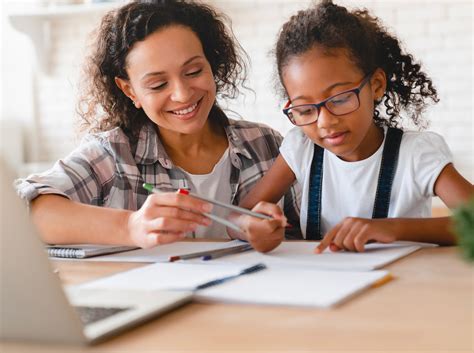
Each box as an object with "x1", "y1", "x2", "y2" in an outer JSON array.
[{"x1": 306, "y1": 128, "x2": 403, "y2": 240}]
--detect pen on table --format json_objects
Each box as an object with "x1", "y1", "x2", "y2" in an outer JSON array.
[
  {"x1": 202, "y1": 243, "x2": 253, "y2": 261},
  {"x1": 193, "y1": 263, "x2": 267, "y2": 291},
  {"x1": 168, "y1": 243, "x2": 251, "y2": 262}
]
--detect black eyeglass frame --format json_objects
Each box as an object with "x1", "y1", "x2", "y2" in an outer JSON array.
[{"x1": 282, "y1": 73, "x2": 372, "y2": 126}]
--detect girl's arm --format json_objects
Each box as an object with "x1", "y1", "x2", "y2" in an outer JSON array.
[
  {"x1": 31, "y1": 193, "x2": 213, "y2": 248},
  {"x1": 228, "y1": 155, "x2": 297, "y2": 252},
  {"x1": 316, "y1": 164, "x2": 474, "y2": 253},
  {"x1": 240, "y1": 155, "x2": 297, "y2": 208},
  {"x1": 433, "y1": 163, "x2": 473, "y2": 208}
]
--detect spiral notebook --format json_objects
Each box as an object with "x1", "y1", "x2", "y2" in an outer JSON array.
[{"x1": 46, "y1": 244, "x2": 138, "y2": 259}]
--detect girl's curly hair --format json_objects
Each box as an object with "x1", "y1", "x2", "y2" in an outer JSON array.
[
  {"x1": 275, "y1": 0, "x2": 439, "y2": 128},
  {"x1": 78, "y1": 0, "x2": 247, "y2": 141}
]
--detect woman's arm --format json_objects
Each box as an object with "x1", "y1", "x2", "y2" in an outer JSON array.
[
  {"x1": 31, "y1": 193, "x2": 213, "y2": 248},
  {"x1": 316, "y1": 164, "x2": 474, "y2": 253}
]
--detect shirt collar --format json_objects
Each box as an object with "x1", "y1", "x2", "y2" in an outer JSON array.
[
  {"x1": 134, "y1": 122, "x2": 173, "y2": 168},
  {"x1": 222, "y1": 117, "x2": 252, "y2": 160},
  {"x1": 133, "y1": 115, "x2": 252, "y2": 169}
]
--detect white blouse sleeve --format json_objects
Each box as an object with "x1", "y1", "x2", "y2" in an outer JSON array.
[
  {"x1": 279, "y1": 127, "x2": 314, "y2": 183},
  {"x1": 411, "y1": 131, "x2": 453, "y2": 197}
]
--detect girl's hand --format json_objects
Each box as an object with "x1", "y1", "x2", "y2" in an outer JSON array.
[
  {"x1": 239, "y1": 201, "x2": 287, "y2": 253},
  {"x1": 127, "y1": 192, "x2": 212, "y2": 248},
  {"x1": 315, "y1": 217, "x2": 398, "y2": 254}
]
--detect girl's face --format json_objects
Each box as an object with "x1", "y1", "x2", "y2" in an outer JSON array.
[
  {"x1": 282, "y1": 46, "x2": 386, "y2": 162},
  {"x1": 116, "y1": 25, "x2": 216, "y2": 136}
]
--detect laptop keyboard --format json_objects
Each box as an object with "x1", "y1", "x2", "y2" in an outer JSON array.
[{"x1": 75, "y1": 306, "x2": 131, "y2": 325}]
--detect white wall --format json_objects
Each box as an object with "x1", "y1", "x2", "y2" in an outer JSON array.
[
  {"x1": 214, "y1": 0, "x2": 473, "y2": 182},
  {"x1": 1, "y1": 0, "x2": 473, "y2": 182}
]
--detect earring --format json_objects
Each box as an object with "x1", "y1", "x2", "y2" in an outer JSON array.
[{"x1": 130, "y1": 98, "x2": 139, "y2": 108}]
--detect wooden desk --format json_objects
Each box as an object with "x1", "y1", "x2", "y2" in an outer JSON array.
[{"x1": 1, "y1": 247, "x2": 472, "y2": 353}]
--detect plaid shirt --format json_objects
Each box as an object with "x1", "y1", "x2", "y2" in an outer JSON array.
[{"x1": 16, "y1": 117, "x2": 302, "y2": 239}]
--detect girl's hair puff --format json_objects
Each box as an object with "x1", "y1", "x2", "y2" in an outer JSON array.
[
  {"x1": 78, "y1": 0, "x2": 247, "y2": 140},
  {"x1": 275, "y1": 0, "x2": 439, "y2": 128}
]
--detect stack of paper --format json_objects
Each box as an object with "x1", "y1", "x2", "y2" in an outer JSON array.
[
  {"x1": 74, "y1": 261, "x2": 390, "y2": 309},
  {"x1": 71, "y1": 241, "x2": 433, "y2": 308}
]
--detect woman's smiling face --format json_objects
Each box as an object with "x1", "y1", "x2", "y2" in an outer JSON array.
[
  {"x1": 282, "y1": 46, "x2": 386, "y2": 162},
  {"x1": 116, "y1": 25, "x2": 217, "y2": 135}
]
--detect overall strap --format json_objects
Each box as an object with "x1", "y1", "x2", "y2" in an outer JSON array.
[
  {"x1": 372, "y1": 127, "x2": 403, "y2": 218},
  {"x1": 306, "y1": 127, "x2": 403, "y2": 240},
  {"x1": 306, "y1": 145, "x2": 324, "y2": 240}
]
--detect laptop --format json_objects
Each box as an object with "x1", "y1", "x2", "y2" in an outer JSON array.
[{"x1": 0, "y1": 157, "x2": 192, "y2": 345}]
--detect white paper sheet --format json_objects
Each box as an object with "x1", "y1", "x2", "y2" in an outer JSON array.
[
  {"x1": 186, "y1": 241, "x2": 437, "y2": 271},
  {"x1": 77, "y1": 262, "x2": 256, "y2": 291},
  {"x1": 78, "y1": 240, "x2": 435, "y2": 272},
  {"x1": 196, "y1": 268, "x2": 390, "y2": 308},
  {"x1": 75, "y1": 260, "x2": 390, "y2": 308}
]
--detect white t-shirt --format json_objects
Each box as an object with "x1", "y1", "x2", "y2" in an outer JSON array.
[
  {"x1": 179, "y1": 148, "x2": 232, "y2": 238},
  {"x1": 280, "y1": 127, "x2": 453, "y2": 238}
]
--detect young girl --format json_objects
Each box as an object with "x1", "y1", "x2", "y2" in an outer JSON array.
[
  {"x1": 239, "y1": 0, "x2": 473, "y2": 253},
  {"x1": 15, "y1": 0, "x2": 300, "y2": 249}
]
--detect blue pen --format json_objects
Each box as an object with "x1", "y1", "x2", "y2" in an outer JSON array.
[{"x1": 194, "y1": 263, "x2": 267, "y2": 290}]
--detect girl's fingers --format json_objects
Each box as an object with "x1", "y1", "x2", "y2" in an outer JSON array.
[
  {"x1": 241, "y1": 215, "x2": 272, "y2": 235},
  {"x1": 331, "y1": 218, "x2": 358, "y2": 250},
  {"x1": 332, "y1": 225, "x2": 348, "y2": 250},
  {"x1": 251, "y1": 202, "x2": 287, "y2": 224},
  {"x1": 329, "y1": 243, "x2": 342, "y2": 252},
  {"x1": 341, "y1": 222, "x2": 364, "y2": 252},
  {"x1": 354, "y1": 224, "x2": 370, "y2": 252},
  {"x1": 315, "y1": 223, "x2": 340, "y2": 254}
]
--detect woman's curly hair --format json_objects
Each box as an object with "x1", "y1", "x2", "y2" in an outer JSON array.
[
  {"x1": 78, "y1": 0, "x2": 247, "y2": 140},
  {"x1": 275, "y1": 0, "x2": 439, "y2": 128}
]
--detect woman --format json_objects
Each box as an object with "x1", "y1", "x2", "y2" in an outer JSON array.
[{"x1": 16, "y1": 0, "x2": 301, "y2": 249}]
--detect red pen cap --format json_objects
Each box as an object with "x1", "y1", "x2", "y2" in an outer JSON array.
[{"x1": 177, "y1": 188, "x2": 190, "y2": 195}]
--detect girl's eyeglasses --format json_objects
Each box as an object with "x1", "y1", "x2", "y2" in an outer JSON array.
[{"x1": 282, "y1": 74, "x2": 372, "y2": 126}]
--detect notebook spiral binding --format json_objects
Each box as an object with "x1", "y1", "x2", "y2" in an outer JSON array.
[{"x1": 47, "y1": 248, "x2": 84, "y2": 259}]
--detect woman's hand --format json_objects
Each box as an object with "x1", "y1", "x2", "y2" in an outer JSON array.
[
  {"x1": 127, "y1": 192, "x2": 213, "y2": 248},
  {"x1": 238, "y1": 201, "x2": 287, "y2": 253},
  {"x1": 315, "y1": 217, "x2": 398, "y2": 254}
]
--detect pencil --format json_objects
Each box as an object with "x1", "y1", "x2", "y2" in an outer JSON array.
[
  {"x1": 202, "y1": 243, "x2": 254, "y2": 261},
  {"x1": 143, "y1": 183, "x2": 292, "y2": 230},
  {"x1": 371, "y1": 273, "x2": 394, "y2": 288},
  {"x1": 169, "y1": 243, "x2": 252, "y2": 262},
  {"x1": 176, "y1": 188, "x2": 273, "y2": 220},
  {"x1": 176, "y1": 189, "x2": 293, "y2": 229},
  {"x1": 143, "y1": 183, "x2": 241, "y2": 233}
]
